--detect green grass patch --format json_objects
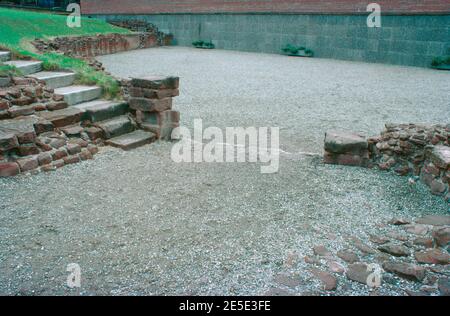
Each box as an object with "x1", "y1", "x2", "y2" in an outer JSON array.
[
  {"x1": 0, "y1": 8, "x2": 130, "y2": 98},
  {"x1": 0, "y1": 64, "x2": 22, "y2": 77}
]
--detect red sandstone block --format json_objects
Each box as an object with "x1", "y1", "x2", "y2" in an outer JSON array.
[
  {"x1": 0, "y1": 162, "x2": 20, "y2": 177},
  {"x1": 17, "y1": 156, "x2": 39, "y2": 172},
  {"x1": 63, "y1": 155, "x2": 80, "y2": 165},
  {"x1": 129, "y1": 97, "x2": 172, "y2": 112},
  {"x1": 131, "y1": 76, "x2": 179, "y2": 90},
  {"x1": 79, "y1": 149, "x2": 93, "y2": 160},
  {"x1": 136, "y1": 110, "x2": 180, "y2": 126},
  {"x1": 17, "y1": 144, "x2": 40, "y2": 156},
  {"x1": 37, "y1": 152, "x2": 53, "y2": 166},
  {"x1": 129, "y1": 87, "x2": 179, "y2": 99},
  {"x1": 52, "y1": 148, "x2": 68, "y2": 160},
  {"x1": 0, "y1": 100, "x2": 10, "y2": 110}
]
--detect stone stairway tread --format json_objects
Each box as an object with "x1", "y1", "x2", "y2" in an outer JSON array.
[
  {"x1": 0, "y1": 51, "x2": 11, "y2": 62},
  {"x1": 37, "y1": 107, "x2": 83, "y2": 128},
  {"x1": 3, "y1": 60, "x2": 43, "y2": 75},
  {"x1": 95, "y1": 115, "x2": 134, "y2": 139},
  {"x1": 54, "y1": 85, "x2": 102, "y2": 106},
  {"x1": 27, "y1": 71, "x2": 76, "y2": 89},
  {"x1": 74, "y1": 99, "x2": 129, "y2": 123},
  {"x1": 106, "y1": 130, "x2": 156, "y2": 151}
]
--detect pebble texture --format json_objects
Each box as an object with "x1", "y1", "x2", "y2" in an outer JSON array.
[{"x1": 0, "y1": 47, "x2": 449, "y2": 295}]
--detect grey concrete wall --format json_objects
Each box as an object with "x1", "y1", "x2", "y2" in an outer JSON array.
[{"x1": 91, "y1": 14, "x2": 450, "y2": 68}]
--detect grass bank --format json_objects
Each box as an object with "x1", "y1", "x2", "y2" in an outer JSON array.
[{"x1": 0, "y1": 7, "x2": 131, "y2": 98}]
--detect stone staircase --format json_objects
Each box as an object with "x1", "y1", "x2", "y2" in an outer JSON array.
[{"x1": 1, "y1": 52, "x2": 156, "y2": 151}]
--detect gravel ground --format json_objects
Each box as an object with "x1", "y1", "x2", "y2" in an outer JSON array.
[{"x1": 0, "y1": 47, "x2": 449, "y2": 296}]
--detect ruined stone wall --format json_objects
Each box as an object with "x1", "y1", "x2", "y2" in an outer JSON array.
[
  {"x1": 0, "y1": 77, "x2": 100, "y2": 177},
  {"x1": 324, "y1": 124, "x2": 450, "y2": 201},
  {"x1": 32, "y1": 33, "x2": 159, "y2": 58}
]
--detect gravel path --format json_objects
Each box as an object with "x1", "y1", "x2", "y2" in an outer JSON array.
[{"x1": 0, "y1": 47, "x2": 449, "y2": 296}]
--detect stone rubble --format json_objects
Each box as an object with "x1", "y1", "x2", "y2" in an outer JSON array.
[{"x1": 324, "y1": 124, "x2": 450, "y2": 202}]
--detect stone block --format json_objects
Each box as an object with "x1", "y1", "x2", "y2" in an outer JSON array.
[
  {"x1": 0, "y1": 162, "x2": 20, "y2": 177},
  {"x1": 129, "y1": 97, "x2": 172, "y2": 112},
  {"x1": 324, "y1": 130, "x2": 368, "y2": 154},
  {"x1": 131, "y1": 76, "x2": 179, "y2": 90},
  {"x1": 17, "y1": 156, "x2": 39, "y2": 172}
]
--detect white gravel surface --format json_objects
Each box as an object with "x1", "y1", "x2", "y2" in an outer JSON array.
[{"x1": 0, "y1": 47, "x2": 449, "y2": 296}]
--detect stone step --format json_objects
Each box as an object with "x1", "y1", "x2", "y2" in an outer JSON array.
[
  {"x1": 95, "y1": 115, "x2": 134, "y2": 139},
  {"x1": 36, "y1": 107, "x2": 83, "y2": 128},
  {"x1": 0, "y1": 51, "x2": 11, "y2": 62},
  {"x1": 106, "y1": 130, "x2": 156, "y2": 151},
  {"x1": 54, "y1": 85, "x2": 102, "y2": 106},
  {"x1": 74, "y1": 100, "x2": 129, "y2": 123},
  {"x1": 3, "y1": 60, "x2": 43, "y2": 75},
  {"x1": 27, "y1": 71, "x2": 76, "y2": 89}
]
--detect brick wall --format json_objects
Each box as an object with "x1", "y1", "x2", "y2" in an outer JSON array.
[{"x1": 81, "y1": 0, "x2": 450, "y2": 15}]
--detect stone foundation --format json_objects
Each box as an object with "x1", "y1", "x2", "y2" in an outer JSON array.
[{"x1": 324, "y1": 124, "x2": 450, "y2": 201}]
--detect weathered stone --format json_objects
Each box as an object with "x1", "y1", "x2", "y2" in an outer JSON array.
[
  {"x1": 405, "y1": 224, "x2": 430, "y2": 236},
  {"x1": 273, "y1": 273, "x2": 301, "y2": 288},
  {"x1": 129, "y1": 97, "x2": 172, "y2": 112},
  {"x1": 52, "y1": 159, "x2": 65, "y2": 169},
  {"x1": 40, "y1": 164, "x2": 56, "y2": 172},
  {"x1": 131, "y1": 76, "x2": 179, "y2": 90},
  {"x1": 46, "y1": 101, "x2": 68, "y2": 111},
  {"x1": 327, "y1": 261, "x2": 345, "y2": 274},
  {"x1": 0, "y1": 162, "x2": 20, "y2": 177},
  {"x1": 324, "y1": 131, "x2": 368, "y2": 154},
  {"x1": 85, "y1": 126, "x2": 104, "y2": 140},
  {"x1": 351, "y1": 237, "x2": 377, "y2": 254},
  {"x1": 313, "y1": 245, "x2": 332, "y2": 257},
  {"x1": 386, "y1": 231, "x2": 409, "y2": 241},
  {"x1": 37, "y1": 152, "x2": 52, "y2": 166},
  {"x1": 52, "y1": 148, "x2": 68, "y2": 160},
  {"x1": 63, "y1": 155, "x2": 80, "y2": 165},
  {"x1": 346, "y1": 263, "x2": 371, "y2": 285},
  {"x1": 8, "y1": 105, "x2": 35, "y2": 118},
  {"x1": 68, "y1": 138, "x2": 88, "y2": 148},
  {"x1": 61, "y1": 125, "x2": 83, "y2": 137},
  {"x1": 17, "y1": 143, "x2": 40, "y2": 156},
  {"x1": 438, "y1": 278, "x2": 450, "y2": 296},
  {"x1": 66, "y1": 143, "x2": 81, "y2": 155},
  {"x1": 17, "y1": 156, "x2": 39, "y2": 172},
  {"x1": 413, "y1": 237, "x2": 434, "y2": 248},
  {"x1": 432, "y1": 227, "x2": 450, "y2": 247},
  {"x1": 87, "y1": 144, "x2": 98, "y2": 155},
  {"x1": 337, "y1": 249, "x2": 359, "y2": 263},
  {"x1": 309, "y1": 268, "x2": 337, "y2": 291},
  {"x1": 416, "y1": 215, "x2": 450, "y2": 226},
  {"x1": 33, "y1": 119, "x2": 54, "y2": 135},
  {"x1": 382, "y1": 261, "x2": 426, "y2": 282},
  {"x1": 369, "y1": 235, "x2": 390, "y2": 245},
  {"x1": 429, "y1": 145, "x2": 450, "y2": 169},
  {"x1": 37, "y1": 107, "x2": 83, "y2": 128},
  {"x1": 378, "y1": 243, "x2": 410, "y2": 257},
  {"x1": 49, "y1": 138, "x2": 66, "y2": 149},
  {"x1": 415, "y1": 249, "x2": 450, "y2": 265},
  {"x1": 304, "y1": 256, "x2": 321, "y2": 265},
  {"x1": 430, "y1": 179, "x2": 447, "y2": 195},
  {"x1": 0, "y1": 131, "x2": 19, "y2": 152},
  {"x1": 79, "y1": 149, "x2": 93, "y2": 160},
  {"x1": 106, "y1": 130, "x2": 156, "y2": 151}
]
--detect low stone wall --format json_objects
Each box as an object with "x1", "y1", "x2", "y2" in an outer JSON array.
[
  {"x1": 324, "y1": 124, "x2": 450, "y2": 201},
  {"x1": 108, "y1": 20, "x2": 174, "y2": 46},
  {"x1": 126, "y1": 76, "x2": 180, "y2": 140},
  {"x1": 32, "y1": 33, "x2": 159, "y2": 58}
]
